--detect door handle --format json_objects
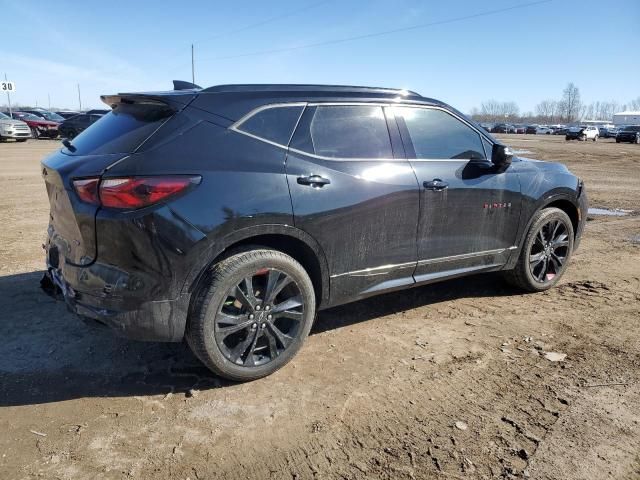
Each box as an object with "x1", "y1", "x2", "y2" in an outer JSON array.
[
  {"x1": 297, "y1": 175, "x2": 331, "y2": 187},
  {"x1": 423, "y1": 179, "x2": 448, "y2": 191}
]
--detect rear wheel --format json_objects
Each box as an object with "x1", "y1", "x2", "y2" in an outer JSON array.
[
  {"x1": 504, "y1": 208, "x2": 574, "y2": 292},
  {"x1": 186, "y1": 248, "x2": 316, "y2": 381}
]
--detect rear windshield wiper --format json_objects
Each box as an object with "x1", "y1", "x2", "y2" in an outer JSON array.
[{"x1": 62, "y1": 138, "x2": 76, "y2": 152}]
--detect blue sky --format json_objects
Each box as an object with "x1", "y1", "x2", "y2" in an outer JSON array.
[{"x1": 1, "y1": 0, "x2": 638, "y2": 112}]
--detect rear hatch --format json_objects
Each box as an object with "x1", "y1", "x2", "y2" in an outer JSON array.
[{"x1": 41, "y1": 91, "x2": 197, "y2": 267}]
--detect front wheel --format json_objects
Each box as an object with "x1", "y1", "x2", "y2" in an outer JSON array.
[
  {"x1": 504, "y1": 207, "x2": 574, "y2": 292},
  {"x1": 186, "y1": 248, "x2": 316, "y2": 381},
  {"x1": 593, "y1": 135, "x2": 598, "y2": 142},
  {"x1": 30, "y1": 128, "x2": 40, "y2": 139}
]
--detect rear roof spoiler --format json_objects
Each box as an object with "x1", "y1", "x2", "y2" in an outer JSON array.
[{"x1": 173, "y1": 80, "x2": 202, "y2": 91}]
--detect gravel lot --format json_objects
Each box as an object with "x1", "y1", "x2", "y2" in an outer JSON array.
[{"x1": 1, "y1": 135, "x2": 639, "y2": 479}]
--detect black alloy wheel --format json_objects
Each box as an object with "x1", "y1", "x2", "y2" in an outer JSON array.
[
  {"x1": 504, "y1": 207, "x2": 574, "y2": 292},
  {"x1": 528, "y1": 219, "x2": 570, "y2": 284},
  {"x1": 186, "y1": 248, "x2": 316, "y2": 381},
  {"x1": 214, "y1": 268, "x2": 304, "y2": 367}
]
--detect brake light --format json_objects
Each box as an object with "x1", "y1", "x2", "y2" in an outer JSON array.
[
  {"x1": 73, "y1": 176, "x2": 201, "y2": 209},
  {"x1": 73, "y1": 178, "x2": 100, "y2": 205}
]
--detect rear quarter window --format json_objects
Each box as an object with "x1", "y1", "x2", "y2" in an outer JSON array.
[
  {"x1": 235, "y1": 105, "x2": 304, "y2": 146},
  {"x1": 64, "y1": 103, "x2": 173, "y2": 155}
]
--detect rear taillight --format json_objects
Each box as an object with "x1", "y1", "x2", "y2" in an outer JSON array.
[
  {"x1": 73, "y1": 176, "x2": 201, "y2": 209},
  {"x1": 73, "y1": 178, "x2": 100, "y2": 205}
]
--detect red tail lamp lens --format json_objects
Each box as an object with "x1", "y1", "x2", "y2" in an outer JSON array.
[
  {"x1": 72, "y1": 178, "x2": 100, "y2": 205},
  {"x1": 99, "y1": 176, "x2": 201, "y2": 209}
]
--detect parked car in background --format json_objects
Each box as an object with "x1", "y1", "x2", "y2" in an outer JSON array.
[
  {"x1": 19, "y1": 108, "x2": 65, "y2": 123},
  {"x1": 606, "y1": 126, "x2": 622, "y2": 138},
  {"x1": 615, "y1": 125, "x2": 640, "y2": 144},
  {"x1": 525, "y1": 125, "x2": 538, "y2": 134},
  {"x1": 41, "y1": 82, "x2": 587, "y2": 381},
  {"x1": 7, "y1": 111, "x2": 59, "y2": 138},
  {"x1": 514, "y1": 125, "x2": 526, "y2": 134},
  {"x1": 566, "y1": 126, "x2": 599, "y2": 141},
  {"x1": 553, "y1": 127, "x2": 568, "y2": 135},
  {"x1": 0, "y1": 111, "x2": 31, "y2": 142},
  {"x1": 55, "y1": 111, "x2": 81, "y2": 119},
  {"x1": 536, "y1": 126, "x2": 553, "y2": 134},
  {"x1": 491, "y1": 123, "x2": 515, "y2": 134},
  {"x1": 59, "y1": 113, "x2": 105, "y2": 139},
  {"x1": 479, "y1": 123, "x2": 493, "y2": 133}
]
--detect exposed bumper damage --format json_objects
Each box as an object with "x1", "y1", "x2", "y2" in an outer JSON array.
[{"x1": 41, "y1": 267, "x2": 190, "y2": 342}]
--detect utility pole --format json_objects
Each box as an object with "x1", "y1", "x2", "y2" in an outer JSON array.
[
  {"x1": 77, "y1": 84, "x2": 82, "y2": 111},
  {"x1": 48, "y1": 93, "x2": 51, "y2": 111},
  {"x1": 4, "y1": 73, "x2": 12, "y2": 116},
  {"x1": 191, "y1": 44, "x2": 195, "y2": 85}
]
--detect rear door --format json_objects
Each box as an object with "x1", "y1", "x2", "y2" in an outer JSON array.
[
  {"x1": 285, "y1": 104, "x2": 420, "y2": 305},
  {"x1": 388, "y1": 105, "x2": 522, "y2": 282}
]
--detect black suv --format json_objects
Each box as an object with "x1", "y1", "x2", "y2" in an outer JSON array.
[
  {"x1": 615, "y1": 125, "x2": 640, "y2": 144},
  {"x1": 58, "y1": 113, "x2": 105, "y2": 139},
  {"x1": 41, "y1": 82, "x2": 587, "y2": 381}
]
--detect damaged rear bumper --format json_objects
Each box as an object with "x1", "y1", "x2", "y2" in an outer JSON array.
[{"x1": 41, "y1": 267, "x2": 190, "y2": 342}]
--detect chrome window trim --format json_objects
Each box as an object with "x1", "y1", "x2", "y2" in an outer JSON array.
[
  {"x1": 287, "y1": 146, "x2": 399, "y2": 162},
  {"x1": 331, "y1": 247, "x2": 518, "y2": 278},
  {"x1": 229, "y1": 102, "x2": 307, "y2": 150},
  {"x1": 229, "y1": 101, "x2": 495, "y2": 162}
]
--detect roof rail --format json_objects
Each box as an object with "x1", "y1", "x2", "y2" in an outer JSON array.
[{"x1": 201, "y1": 84, "x2": 421, "y2": 97}]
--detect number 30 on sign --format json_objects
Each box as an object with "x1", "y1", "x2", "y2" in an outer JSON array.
[{"x1": 1, "y1": 82, "x2": 16, "y2": 92}]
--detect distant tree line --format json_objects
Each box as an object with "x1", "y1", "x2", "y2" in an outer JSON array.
[{"x1": 470, "y1": 83, "x2": 639, "y2": 124}]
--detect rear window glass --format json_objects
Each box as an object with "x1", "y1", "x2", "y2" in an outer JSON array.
[
  {"x1": 64, "y1": 103, "x2": 173, "y2": 155},
  {"x1": 623, "y1": 126, "x2": 640, "y2": 132},
  {"x1": 237, "y1": 105, "x2": 303, "y2": 146}
]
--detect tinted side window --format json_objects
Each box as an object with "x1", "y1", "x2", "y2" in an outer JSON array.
[
  {"x1": 303, "y1": 105, "x2": 392, "y2": 159},
  {"x1": 237, "y1": 105, "x2": 304, "y2": 146},
  {"x1": 393, "y1": 107, "x2": 485, "y2": 160}
]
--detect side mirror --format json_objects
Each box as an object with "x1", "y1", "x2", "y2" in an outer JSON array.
[{"x1": 491, "y1": 143, "x2": 513, "y2": 169}]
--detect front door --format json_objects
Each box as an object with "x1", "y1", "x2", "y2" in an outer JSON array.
[
  {"x1": 388, "y1": 106, "x2": 522, "y2": 282},
  {"x1": 286, "y1": 104, "x2": 420, "y2": 305}
]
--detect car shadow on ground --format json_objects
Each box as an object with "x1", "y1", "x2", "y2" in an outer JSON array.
[{"x1": 0, "y1": 270, "x2": 519, "y2": 407}]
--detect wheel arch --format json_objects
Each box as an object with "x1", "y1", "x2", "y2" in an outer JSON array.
[
  {"x1": 184, "y1": 224, "x2": 330, "y2": 308},
  {"x1": 507, "y1": 193, "x2": 581, "y2": 269}
]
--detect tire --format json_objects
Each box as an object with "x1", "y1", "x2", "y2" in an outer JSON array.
[
  {"x1": 616, "y1": 139, "x2": 621, "y2": 143},
  {"x1": 186, "y1": 248, "x2": 316, "y2": 381},
  {"x1": 503, "y1": 207, "x2": 574, "y2": 292},
  {"x1": 593, "y1": 135, "x2": 598, "y2": 142},
  {"x1": 30, "y1": 128, "x2": 40, "y2": 139}
]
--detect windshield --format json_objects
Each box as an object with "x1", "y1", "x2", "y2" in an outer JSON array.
[
  {"x1": 64, "y1": 102, "x2": 174, "y2": 155},
  {"x1": 623, "y1": 126, "x2": 640, "y2": 132},
  {"x1": 0, "y1": 112, "x2": 8, "y2": 120}
]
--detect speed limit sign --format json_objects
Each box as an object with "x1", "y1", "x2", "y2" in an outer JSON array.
[{"x1": 1, "y1": 81, "x2": 15, "y2": 92}]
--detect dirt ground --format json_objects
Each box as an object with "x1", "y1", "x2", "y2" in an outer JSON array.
[{"x1": 0, "y1": 135, "x2": 639, "y2": 480}]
